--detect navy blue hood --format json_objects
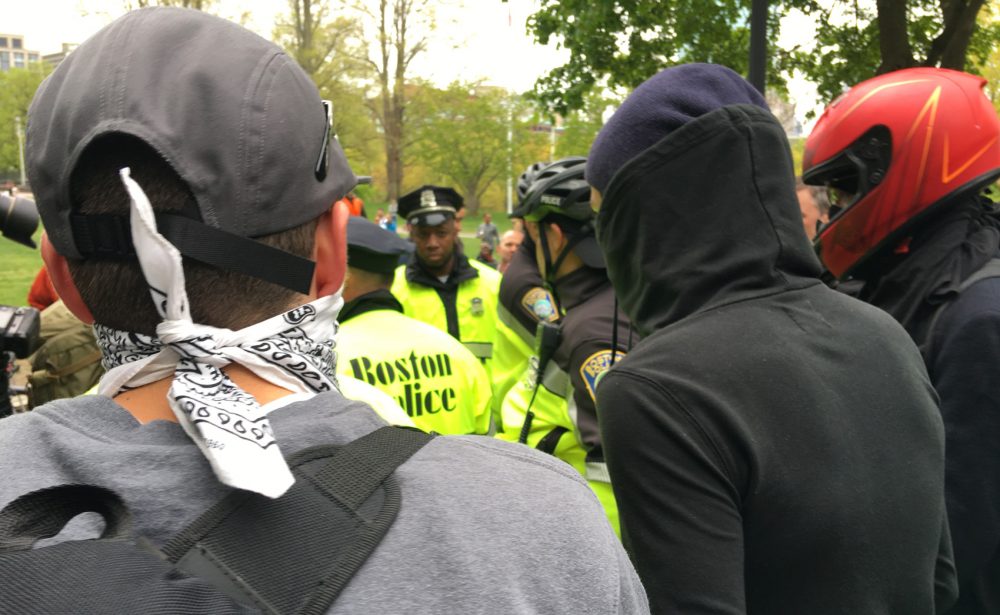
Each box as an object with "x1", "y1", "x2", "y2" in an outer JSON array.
[{"x1": 596, "y1": 104, "x2": 824, "y2": 336}]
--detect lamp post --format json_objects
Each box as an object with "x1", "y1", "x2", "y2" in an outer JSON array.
[
  {"x1": 505, "y1": 99, "x2": 513, "y2": 215},
  {"x1": 748, "y1": 0, "x2": 769, "y2": 95}
]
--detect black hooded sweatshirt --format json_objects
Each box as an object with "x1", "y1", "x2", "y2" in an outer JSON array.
[
  {"x1": 856, "y1": 197, "x2": 1000, "y2": 615},
  {"x1": 595, "y1": 104, "x2": 957, "y2": 614}
]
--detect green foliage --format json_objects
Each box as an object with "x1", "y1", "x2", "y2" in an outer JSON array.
[
  {"x1": 409, "y1": 83, "x2": 513, "y2": 214},
  {"x1": 978, "y1": 49, "x2": 1000, "y2": 114},
  {"x1": 554, "y1": 89, "x2": 621, "y2": 159},
  {"x1": 788, "y1": 136, "x2": 805, "y2": 176},
  {"x1": 530, "y1": 0, "x2": 785, "y2": 114},
  {"x1": 0, "y1": 65, "x2": 51, "y2": 179},
  {"x1": 967, "y1": 16, "x2": 1000, "y2": 74},
  {"x1": 0, "y1": 229, "x2": 43, "y2": 306},
  {"x1": 327, "y1": 81, "x2": 384, "y2": 179},
  {"x1": 510, "y1": 101, "x2": 556, "y2": 188},
  {"x1": 530, "y1": 0, "x2": 1000, "y2": 114},
  {"x1": 785, "y1": 5, "x2": 882, "y2": 105},
  {"x1": 788, "y1": 0, "x2": 1000, "y2": 105},
  {"x1": 273, "y1": 1, "x2": 382, "y2": 186},
  {"x1": 273, "y1": 1, "x2": 360, "y2": 93},
  {"x1": 971, "y1": 8, "x2": 1000, "y2": 114}
]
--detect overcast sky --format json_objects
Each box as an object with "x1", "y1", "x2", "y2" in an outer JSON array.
[{"x1": 6, "y1": 0, "x2": 821, "y2": 127}]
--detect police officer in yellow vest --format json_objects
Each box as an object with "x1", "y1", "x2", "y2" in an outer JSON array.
[
  {"x1": 391, "y1": 186, "x2": 516, "y2": 387},
  {"x1": 492, "y1": 162, "x2": 564, "y2": 417},
  {"x1": 497, "y1": 158, "x2": 634, "y2": 535},
  {"x1": 339, "y1": 216, "x2": 493, "y2": 435}
]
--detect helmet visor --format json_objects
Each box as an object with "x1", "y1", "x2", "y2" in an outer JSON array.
[{"x1": 804, "y1": 125, "x2": 892, "y2": 225}]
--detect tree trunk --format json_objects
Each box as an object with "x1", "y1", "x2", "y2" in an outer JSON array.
[
  {"x1": 940, "y1": 0, "x2": 986, "y2": 69},
  {"x1": 875, "y1": 0, "x2": 915, "y2": 74},
  {"x1": 389, "y1": 0, "x2": 408, "y2": 203},
  {"x1": 923, "y1": 0, "x2": 985, "y2": 69},
  {"x1": 465, "y1": 185, "x2": 481, "y2": 216},
  {"x1": 367, "y1": 0, "x2": 426, "y2": 203},
  {"x1": 302, "y1": 0, "x2": 313, "y2": 60}
]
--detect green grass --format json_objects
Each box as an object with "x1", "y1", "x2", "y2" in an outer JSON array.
[
  {"x1": 0, "y1": 228, "x2": 43, "y2": 306},
  {"x1": 462, "y1": 211, "x2": 515, "y2": 260}
]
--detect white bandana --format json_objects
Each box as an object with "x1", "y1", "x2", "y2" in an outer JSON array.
[{"x1": 96, "y1": 168, "x2": 343, "y2": 498}]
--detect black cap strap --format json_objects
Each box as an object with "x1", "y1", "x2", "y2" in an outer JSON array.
[{"x1": 71, "y1": 214, "x2": 316, "y2": 295}]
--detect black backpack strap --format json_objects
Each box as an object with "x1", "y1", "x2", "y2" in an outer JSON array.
[
  {"x1": 160, "y1": 425, "x2": 434, "y2": 615},
  {"x1": 923, "y1": 258, "x2": 1000, "y2": 359},
  {"x1": 0, "y1": 484, "x2": 258, "y2": 615},
  {"x1": 0, "y1": 484, "x2": 132, "y2": 553},
  {"x1": 535, "y1": 426, "x2": 569, "y2": 456}
]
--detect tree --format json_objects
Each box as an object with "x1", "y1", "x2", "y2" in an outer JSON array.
[
  {"x1": 979, "y1": 45, "x2": 1000, "y2": 114},
  {"x1": 0, "y1": 64, "x2": 52, "y2": 181},
  {"x1": 509, "y1": 100, "x2": 561, "y2": 201},
  {"x1": 529, "y1": 0, "x2": 1000, "y2": 114},
  {"x1": 122, "y1": 0, "x2": 212, "y2": 9},
  {"x1": 353, "y1": 0, "x2": 433, "y2": 203},
  {"x1": 972, "y1": 7, "x2": 1000, "y2": 114},
  {"x1": 554, "y1": 89, "x2": 621, "y2": 159},
  {"x1": 274, "y1": 1, "x2": 382, "y2": 178},
  {"x1": 410, "y1": 84, "x2": 512, "y2": 215},
  {"x1": 274, "y1": 0, "x2": 358, "y2": 93}
]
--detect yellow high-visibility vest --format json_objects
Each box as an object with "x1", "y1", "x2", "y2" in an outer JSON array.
[
  {"x1": 391, "y1": 259, "x2": 502, "y2": 362},
  {"x1": 337, "y1": 308, "x2": 493, "y2": 435},
  {"x1": 392, "y1": 259, "x2": 524, "y2": 420},
  {"x1": 498, "y1": 355, "x2": 620, "y2": 536}
]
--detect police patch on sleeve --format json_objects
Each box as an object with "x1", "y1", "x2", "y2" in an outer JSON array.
[
  {"x1": 580, "y1": 349, "x2": 624, "y2": 402},
  {"x1": 521, "y1": 287, "x2": 559, "y2": 323}
]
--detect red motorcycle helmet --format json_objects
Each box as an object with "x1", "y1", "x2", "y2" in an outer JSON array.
[{"x1": 803, "y1": 67, "x2": 1000, "y2": 279}]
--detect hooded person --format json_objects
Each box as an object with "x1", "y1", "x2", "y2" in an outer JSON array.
[
  {"x1": 803, "y1": 67, "x2": 1000, "y2": 615},
  {"x1": 588, "y1": 62, "x2": 956, "y2": 613},
  {"x1": 0, "y1": 8, "x2": 648, "y2": 613}
]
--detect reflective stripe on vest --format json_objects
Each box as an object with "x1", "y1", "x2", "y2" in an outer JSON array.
[
  {"x1": 463, "y1": 341, "x2": 493, "y2": 360},
  {"x1": 497, "y1": 301, "x2": 536, "y2": 347},
  {"x1": 585, "y1": 461, "x2": 611, "y2": 484}
]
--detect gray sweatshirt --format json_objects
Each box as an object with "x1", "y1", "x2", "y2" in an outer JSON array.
[{"x1": 0, "y1": 392, "x2": 648, "y2": 614}]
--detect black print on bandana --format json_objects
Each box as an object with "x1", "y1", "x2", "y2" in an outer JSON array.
[
  {"x1": 284, "y1": 304, "x2": 317, "y2": 325},
  {"x1": 95, "y1": 298, "x2": 339, "y2": 474},
  {"x1": 177, "y1": 393, "x2": 279, "y2": 449}
]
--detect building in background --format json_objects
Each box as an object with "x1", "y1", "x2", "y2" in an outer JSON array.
[
  {"x1": 0, "y1": 34, "x2": 41, "y2": 72},
  {"x1": 43, "y1": 43, "x2": 78, "y2": 69}
]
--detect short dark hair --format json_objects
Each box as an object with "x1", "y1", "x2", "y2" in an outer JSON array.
[
  {"x1": 67, "y1": 134, "x2": 319, "y2": 336},
  {"x1": 346, "y1": 266, "x2": 394, "y2": 290},
  {"x1": 541, "y1": 212, "x2": 591, "y2": 238}
]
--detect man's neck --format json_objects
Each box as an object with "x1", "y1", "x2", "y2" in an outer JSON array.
[
  {"x1": 423, "y1": 254, "x2": 456, "y2": 279},
  {"x1": 549, "y1": 250, "x2": 584, "y2": 281},
  {"x1": 113, "y1": 364, "x2": 294, "y2": 424}
]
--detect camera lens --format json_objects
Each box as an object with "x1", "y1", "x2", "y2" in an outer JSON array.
[{"x1": 0, "y1": 194, "x2": 39, "y2": 249}]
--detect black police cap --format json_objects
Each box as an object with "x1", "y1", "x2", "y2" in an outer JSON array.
[
  {"x1": 397, "y1": 185, "x2": 464, "y2": 226},
  {"x1": 346, "y1": 216, "x2": 414, "y2": 275}
]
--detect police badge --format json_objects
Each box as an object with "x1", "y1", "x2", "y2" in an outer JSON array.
[
  {"x1": 521, "y1": 287, "x2": 559, "y2": 323},
  {"x1": 470, "y1": 297, "x2": 484, "y2": 316}
]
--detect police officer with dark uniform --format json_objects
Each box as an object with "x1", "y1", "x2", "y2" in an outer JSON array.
[
  {"x1": 497, "y1": 158, "x2": 633, "y2": 534},
  {"x1": 391, "y1": 186, "x2": 519, "y2": 400},
  {"x1": 492, "y1": 162, "x2": 562, "y2": 414},
  {"x1": 339, "y1": 216, "x2": 493, "y2": 434}
]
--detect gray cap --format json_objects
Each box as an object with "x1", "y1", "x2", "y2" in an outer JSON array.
[{"x1": 27, "y1": 7, "x2": 357, "y2": 289}]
